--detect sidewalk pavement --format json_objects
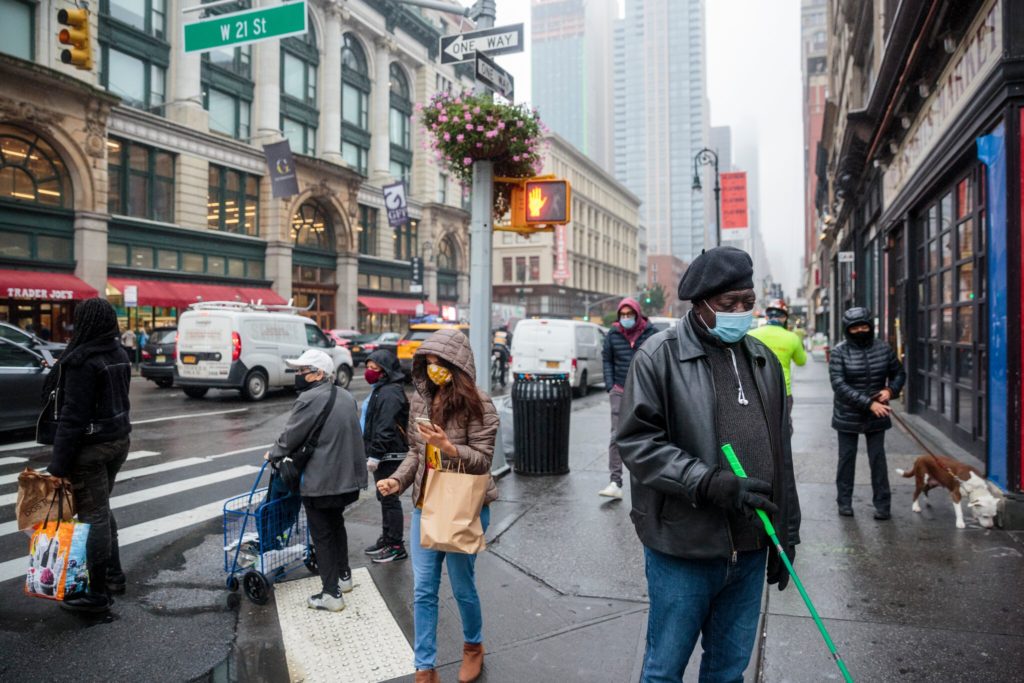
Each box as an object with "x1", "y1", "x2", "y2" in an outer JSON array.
[{"x1": 326, "y1": 356, "x2": 1023, "y2": 682}]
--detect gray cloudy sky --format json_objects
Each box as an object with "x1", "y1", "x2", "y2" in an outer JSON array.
[{"x1": 465, "y1": 0, "x2": 804, "y2": 295}]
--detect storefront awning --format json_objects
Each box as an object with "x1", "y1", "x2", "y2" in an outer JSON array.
[
  {"x1": 358, "y1": 296, "x2": 439, "y2": 316},
  {"x1": 1, "y1": 269, "x2": 98, "y2": 301},
  {"x1": 108, "y1": 277, "x2": 286, "y2": 309}
]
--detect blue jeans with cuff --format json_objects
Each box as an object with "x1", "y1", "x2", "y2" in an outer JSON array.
[
  {"x1": 641, "y1": 545, "x2": 767, "y2": 683},
  {"x1": 410, "y1": 505, "x2": 491, "y2": 671}
]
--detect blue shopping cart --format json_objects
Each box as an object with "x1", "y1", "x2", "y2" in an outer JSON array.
[{"x1": 222, "y1": 461, "x2": 317, "y2": 604}]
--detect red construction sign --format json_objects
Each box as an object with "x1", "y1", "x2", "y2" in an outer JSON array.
[{"x1": 720, "y1": 171, "x2": 749, "y2": 231}]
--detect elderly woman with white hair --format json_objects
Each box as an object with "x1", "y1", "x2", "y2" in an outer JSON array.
[{"x1": 266, "y1": 349, "x2": 367, "y2": 611}]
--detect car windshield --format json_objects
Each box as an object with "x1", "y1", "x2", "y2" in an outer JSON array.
[
  {"x1": 352, "y1": 334, "x2": 378, "y2": 343},
  {"x1": 152, "y1": 329, "x2": 177, "y2": 344}
]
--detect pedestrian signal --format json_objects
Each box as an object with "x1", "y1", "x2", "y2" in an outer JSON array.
[
  {"x1": 58, "y1": 8, "x2": 93, "y2": 71},
  {"x1": 523, "y1": 179, "x2": 570, "y2": 225}
]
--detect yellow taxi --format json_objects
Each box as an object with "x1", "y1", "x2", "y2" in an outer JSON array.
[{"x1": 397, "y1": 322, "x2": 470, "y2": 373}]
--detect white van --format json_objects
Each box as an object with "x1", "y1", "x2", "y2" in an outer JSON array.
[
  {"x1": 648, "y1": 316, "x2": 679, "y2": 333},
  {"x1": 175, "y1": 302, "x2": 354, "y2": 401},
  {"x1": 510, "y1": 319, "x2": 606, "y2": 398}
]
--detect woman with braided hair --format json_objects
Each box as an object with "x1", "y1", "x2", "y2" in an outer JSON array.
[{"x1": 39, "y1": 298, "x2": 132, "y2": 613}]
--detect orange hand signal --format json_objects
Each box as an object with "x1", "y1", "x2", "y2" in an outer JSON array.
[{"x1": 528, "y1": 186, "x2": 548, "y2": 218}]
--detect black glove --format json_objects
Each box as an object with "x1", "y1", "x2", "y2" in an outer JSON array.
[
  {"x1": 699, "y1": 468, "x2": 779, "y2": 518},
  {"x1": 767, "y1": 545, "x2": 796, "y2": 591}
]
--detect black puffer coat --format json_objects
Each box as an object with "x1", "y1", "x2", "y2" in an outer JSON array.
[
  {"x1": 362, "y1": 349, "x2": 409, "y2": 461},
  {"x1": 46, "y1": 336, "x2": 132, "y2": 477},
  {"x1": 602, "y1": 301, "x2": 657, "y2": 390},
  {"x1": 829, "y1": 321, "x2": 906, "y2": 433}
]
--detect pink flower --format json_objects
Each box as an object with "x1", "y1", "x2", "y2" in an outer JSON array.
[
  {"x1": 498, "y1": 121, "x2": 506, "y2": 130},
  {"x1": 486, "y1": 115, "x2": 493, "y2": 122},
  {"x1": 463, "y1": 157, "x2": 473, "y2": 165},
  {"x1": 512, "y1": 155, "x2": 520, "y2": 161},
  {"x1": 517, "y1": 120, "x2": 524, "y2": 128},
  {"x1": 443, "y1": 132, "x2": 451, "y2": 141},
  {"x1": 455, "y1": 98, "x2": 462, "y2": 105},
  {"x1": 456, "y1": 134, "x2": 465, "y2": 142},
  {"x1": 476, "y1": 142, "x2": 483, "y2": 148},
  {"x1": 466, "y1": 123, "x2": 474, "y2": 130},
  {"x1": 473, "y1": 106, "x2": 481, "y2": 114},
  {"x1": 476, "y1": 125, "x2": 484, "y2": 132},
  {"x1": 464, "y1": 112, "x2": 472, "y2": 121},
  {"x1": 485, "y1": 130, "x2": 498, "y2": 138},
  {"x1": 439, "y1": 115, "x2": 448, "y2": 122},
  {"x1": 436, "y1": 102, "x2": 444, "y2": 110}
]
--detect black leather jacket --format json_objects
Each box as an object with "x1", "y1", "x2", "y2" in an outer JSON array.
[
  {"x1": 829, "y1": 337, "x2": 906, "y2": 433},
  {"x1": 617, "y1": 316, "x2": 800, "y2": 561}
]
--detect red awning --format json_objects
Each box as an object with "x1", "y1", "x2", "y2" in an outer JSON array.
[
  {"x1": 358, "y1": 296, "x2": 439, "y2": 316},
  {"x1": 108, "y1": 278, "x2": 286, "y2": 309},
  {"x1": 0, "y1": 268, "x2": 98, "y2": 301}
]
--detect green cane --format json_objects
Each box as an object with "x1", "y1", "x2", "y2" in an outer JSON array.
[{"x1": 721, "y1": 443, "x2": 854, "y2": 683}]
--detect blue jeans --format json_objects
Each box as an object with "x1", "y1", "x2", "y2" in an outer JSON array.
[
  {"x1": 410, "y1": 505, "x2": 491, "y2": 670},
  {"x1": 641, "y1": 546, "x2": 767, "y2": 683}
]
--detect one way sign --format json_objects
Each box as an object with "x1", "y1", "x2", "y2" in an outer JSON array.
[
  {"x1": 439, "y1": 23, "x2": 524, "y2": 65},
  {"x1": 475, "y1": 51, "x2": 514, "y2": 102}
]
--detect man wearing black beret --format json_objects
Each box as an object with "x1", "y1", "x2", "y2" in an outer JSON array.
[{"x1": 617, "y1": 245, "x2": 801, "y2": 682}]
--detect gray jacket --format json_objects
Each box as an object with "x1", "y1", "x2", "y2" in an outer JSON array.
[{"x1": 270, "y1": 381, "x2": 367, "y2": 497}]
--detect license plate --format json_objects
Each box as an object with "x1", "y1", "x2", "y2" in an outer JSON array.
[
  {"x1": 546, "y1": 361, "x2": 560, "y2": 369},
  {"x1": 156, "y1": 355, "x2": 166, "y2": 363},
  {"x1": 352, "y1": 346, "x2": 361, "y2": 352},
  {"x1": 182, "y1": 355, "x2": 197, "y2": 364}
]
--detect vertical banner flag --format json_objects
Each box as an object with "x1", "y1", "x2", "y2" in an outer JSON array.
[
  {"x1": 553, "y1": 223, "x2": 570, "y2": 283},
  {"x1": 383, "y1": 181, "x2": 409, "y2": 228},
  {"x1": 264, "y1": 140, "x2": 299, "y2": 198},
  {"x1": 720, "y1": 172, "x2": 749, "y2": 233}
]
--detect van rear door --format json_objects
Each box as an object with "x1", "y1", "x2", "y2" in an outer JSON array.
[
  {"x1": 177, "y1": 312, "x2": 234, "y2": 380},
  {"x1": 511, "y1": 321, "x2": 573, "y2": 375}
]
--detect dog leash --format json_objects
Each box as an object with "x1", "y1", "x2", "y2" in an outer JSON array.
[{"x1": 722, "y1": 444, "x2": 855, "y2": 683}]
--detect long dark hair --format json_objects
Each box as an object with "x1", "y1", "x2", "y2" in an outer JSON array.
[
  {"x1": 431, "y1": 358, "x2": 484, "y2": 429},
  {"x1": 43, "y1": 298, "x2": 120, "y2": 393}
]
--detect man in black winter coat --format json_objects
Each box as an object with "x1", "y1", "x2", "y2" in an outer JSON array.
[
  {"x1": 829, "y1": 307, "x2": 907, "y2": 519},
  {"x1": 361, "y1": 349, "x2": 410, "y2": 562}
]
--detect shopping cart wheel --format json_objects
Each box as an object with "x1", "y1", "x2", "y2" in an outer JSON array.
[
  {"x1": 243, "y1": 570, "x2": 272, "y2": 605},
  {"x1": 226, "y1": 575, "x2": 239, "y2": 592},
  {"x1": 304, "y1": 547, "x2": 319, "y2": 575}
]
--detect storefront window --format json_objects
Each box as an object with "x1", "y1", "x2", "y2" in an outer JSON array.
[
  {"x1": 182, "y1": 252, "x2": 204, "y2": 273},
  {"x1": 36, "y1": 236, "x2": 71, "y2": 262},
  {"x1": 0, "y1": 231, "x2": 30, "y2": 258},
  {"x1": 108, "y1": 242, "x2": 128, "y2": 266},
  {"x1": 208, "y1": 165, "x2": 259, "y2": 235},
  {"x1": 0, "y1": 125, "x2": 70, "y2": 207}
]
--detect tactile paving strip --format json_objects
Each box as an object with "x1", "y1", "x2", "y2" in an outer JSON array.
[{"x1": 275, "y1": 568, "x2": 415, "y2": 682}]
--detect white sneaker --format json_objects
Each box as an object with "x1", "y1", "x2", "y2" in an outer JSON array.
[
  {"x1": 339, "y1": 570, "x2": 353, "y2": 594},
  {"x1": 598, "y1": 482, "x2": 623, "y2": 499},
  {"x1": 307, "y1": 592, "x2": 345, "y2": 612}
]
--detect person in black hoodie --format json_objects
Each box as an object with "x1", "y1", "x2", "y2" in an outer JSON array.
[
  {"x1": 40, "y1": 298, "x2": 132, "y2": 613},
  {"x1": 360, "y1": 349, "x2": 410, "y2": 563}
]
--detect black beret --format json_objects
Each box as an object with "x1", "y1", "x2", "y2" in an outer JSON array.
[{"x1": 677, "y1": 246, "x2": 754, "y2": 301}]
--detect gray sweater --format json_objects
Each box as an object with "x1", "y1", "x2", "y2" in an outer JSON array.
[{"x1": 270, "y1": 381, "x2": 367, "y2": 497}]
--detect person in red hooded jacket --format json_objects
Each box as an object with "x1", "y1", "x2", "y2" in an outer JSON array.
[{"x1": 599, "y1": 298, "x2": 657, "y2": 499}]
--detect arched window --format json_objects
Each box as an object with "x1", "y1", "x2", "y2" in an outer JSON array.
[
  {"x1": 280, "y1": 17, "x2": 319, "y2": 155},
  {"x1": 437, "y1": 235, "x2": 459, "y2": 301},
  {"x1": 291, "y1": 201, "x2": 334, "y2": 251},
  {"x1": 0, "y1": 125, "x2": 71, "y2": 208},
  {"x1": 341, "y1": 33, "x2": 371, "y2": 175},
  {"x1": 437, "y1": 235, "x2": 458, "y2": 272},
  {"x1": 389, "y1": 63, "x2": 412, "y2": 186}
]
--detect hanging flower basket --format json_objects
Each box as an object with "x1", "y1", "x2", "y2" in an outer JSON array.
[{"x1": 420, "y1": 91, "x2": 546, "y2": 218}]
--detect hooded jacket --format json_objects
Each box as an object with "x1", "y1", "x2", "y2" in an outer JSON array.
[
  {"x1": 829, "y1": 312, "x2": 906, "y2": 433},
  {"x1": 391, "y1": 328, "x2": 499, "y2": 507},
  {"x1": 362, "y1": 349, "x2": 409, "y2": 461},
  {"x1": 47, "y1": 336, "x2": 132, "y2": 477},
  {"x1": 602, "y1": 298, "x2": 656, "y2": 390},
  {"x1": 269, "y1": 380, "x2": 367, "y2": 497}
]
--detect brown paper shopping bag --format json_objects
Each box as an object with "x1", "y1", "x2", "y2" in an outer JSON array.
[
  {"x1": 419, "y1": 465, "x2": 489, "y2": 555},
  {"x1": 15, "y1": 469, "x2": 75, "y2": 532}
]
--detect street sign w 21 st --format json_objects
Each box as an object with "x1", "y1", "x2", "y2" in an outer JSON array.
[{"x1": 183, "y1": 0, "x2": 307, "y2": 53}]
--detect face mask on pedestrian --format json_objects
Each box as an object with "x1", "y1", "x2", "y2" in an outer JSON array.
[
  {"x1": 364, "y1": 368, "x2": 382, "y2": 385},
  {"x1": 848, "y1": 329, "x2": 873, "y2": 346},
  {"x1": 620, "y1": 316, "x2": 636, "y2": 330},
  {"x1": 427, "y1": 363, "x2": 453, "y2": 386},
  {"x1": 294, "y1": 369, "x2": 320, "y2": 391},
  {"x1": 701, "y1": 301, "x2": 752, "y2": 344}
]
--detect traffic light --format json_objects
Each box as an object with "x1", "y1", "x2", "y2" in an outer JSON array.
[
  {"x1": 523, "y1": 179, "x2": 571, "y2": 225},
  {"x1": 58, "y1": 7, "x2": 93, "y2": 71}
]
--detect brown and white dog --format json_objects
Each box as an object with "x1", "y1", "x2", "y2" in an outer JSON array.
[{"x1": 896, "y1": 454, "x2": 1002, "y2": 529}]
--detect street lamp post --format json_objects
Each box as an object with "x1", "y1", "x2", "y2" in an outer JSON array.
[{"x1": 692, "y1": 148, "x2": 721, "y2": 247}]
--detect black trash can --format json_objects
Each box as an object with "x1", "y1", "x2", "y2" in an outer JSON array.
[{"x1": 512, "y1": 373, "x2": 571, "y2": 475}]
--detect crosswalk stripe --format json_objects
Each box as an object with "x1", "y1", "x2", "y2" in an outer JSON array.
[
  {"x1": 0, "y1": 498, "x2": 230, "y2": 583},
  {"x1": 0, "y1": 451, "x2": 161, "y2": 486},
  {"x1": 0, "y1": 465, "x2": 260, "y2": 538},
  {"x1": 133, "y1": 408, "x2": 248, "y2": 425},
  {"x1": 0, "y1": 442, "x2": 37, "y2": 453},
  {"x1": 0, "y1": 457, "x2": 27, "y2": 467}
]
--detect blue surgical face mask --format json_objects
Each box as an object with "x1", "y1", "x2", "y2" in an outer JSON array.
[
  {"x1": 702, "y1": 301, "x2": 752, "y2": 344},
  {"x1": 620, "y1": 317, "x2": 636, "y2": 330}
]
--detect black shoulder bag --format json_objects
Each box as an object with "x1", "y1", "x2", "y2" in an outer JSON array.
[{"x1": 276, "y1": 385, "x2": 337, "y2": 494}]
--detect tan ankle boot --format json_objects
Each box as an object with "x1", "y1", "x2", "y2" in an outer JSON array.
[
  {"x1": 414, "y1": 669, "x2": 439, "y2": 683},
  {"x1": 458, "y1": 642, "x2": 484, "y2": 683}
]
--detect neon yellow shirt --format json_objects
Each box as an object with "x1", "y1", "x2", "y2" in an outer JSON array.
[{"x1": 748, "y1": 324, "x2": 807, "y2": 396}]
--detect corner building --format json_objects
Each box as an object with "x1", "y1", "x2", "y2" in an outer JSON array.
[{"x1": 0, "y1": 0, "x2": 474, "y2": 336}]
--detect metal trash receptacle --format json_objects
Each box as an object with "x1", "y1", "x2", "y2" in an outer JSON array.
[{"x1": 511, "y1": 373, "x2": 571, "y2": 475}]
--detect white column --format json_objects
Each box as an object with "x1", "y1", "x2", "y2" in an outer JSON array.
[
  {"x1": 321, "y1": 8, "x2": 342, "y2": 162},
  {"x1": 254, "y1": 0, "x2": 282, "y2": 140},
  {"x1": 169, "y1": 3, "x2": 206, "y2": 128},
  {"x1": 369, "y1": 37, "x2": 394, "y2": 181},
  {"x1": 74, "y1": 212, "x2": 109, "y2": 295},
  {"x1": 336, "y1": 253, "x2": 359, "y2": 329}
]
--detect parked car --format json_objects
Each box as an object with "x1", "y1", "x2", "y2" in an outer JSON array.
[
  {"x1": 510, "y1": 319, "x2": 606, "y2": 398},
  {"x1": 175, "y1": 303, "x2": 354, "y2": 401},
  {"x1": 327, "y1": 328, "x2": 361, "y2": 347},
  {"x1": 348, "y1": 332, "x2": 401, "y2": 367},
  {"x1": 0, "y1": 338, "x2": 51, "y2": 432},
  {"x1": 0, "y1": 321, "x2": 67, "y2": 359},
  {"x1": 397, "y1": 323, "x2": 469, "y2": 375},
  {"x1": 140, "y1": 326, "x2": 177, "y2": 388},
  {"x1": 648, "y1": 316, "x2": 679, "y2": 333}
]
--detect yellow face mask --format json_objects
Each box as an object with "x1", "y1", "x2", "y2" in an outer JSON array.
[{"x1": 426, "y1": 363, "x2": 453, "y2": 386}]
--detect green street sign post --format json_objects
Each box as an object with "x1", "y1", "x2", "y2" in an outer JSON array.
[{"x1": 183, "y1": 0, "x2": 307, "y2": 53}]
